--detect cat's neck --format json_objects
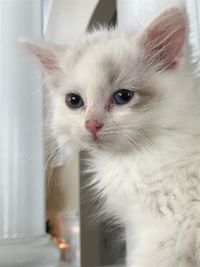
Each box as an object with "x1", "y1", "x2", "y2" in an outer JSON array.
[{"x1": 94, "y1": 128, "x2": 200, "y2": 173}]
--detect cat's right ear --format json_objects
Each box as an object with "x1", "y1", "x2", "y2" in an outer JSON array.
[
  {"x1": 140, "y1": 7, "x2": 187, "y2": 70},
  {"x1": 20, "y1": 39, "x2": 65, "y2": 85}
]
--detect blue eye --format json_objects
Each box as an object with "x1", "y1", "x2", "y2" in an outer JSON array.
[
  {"x1": 113, "y1": 89, "x2": 135, "y2": 105},
  {"x1": 65, "y1": 93, "x2": 84, "y2": 109}
]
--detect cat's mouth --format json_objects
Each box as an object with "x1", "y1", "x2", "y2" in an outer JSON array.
[
  {"x1": 89, "y1": 135, "x2": 104, "y2": 145},
  {"x1": 82, "y1": 134, "x2": 106, "y2": 149},
  {"x1": 81, "y1": 132, "x2": 119, "y2": 152}
]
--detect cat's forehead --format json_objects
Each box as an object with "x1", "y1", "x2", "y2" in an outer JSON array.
[
  {"x1": 63, "y1": 30, "x2": 141, "y2": 97},
  {"x1": 75, "y1": 30, "x2": 139, "y2": 63},
  {"x1": 75, "y1": 29, "x2": 137, "y2": 55}
]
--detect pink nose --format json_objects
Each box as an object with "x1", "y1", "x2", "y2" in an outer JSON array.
[{"x1": 85, "y1": 120, "x2": 103, "y2": 136}]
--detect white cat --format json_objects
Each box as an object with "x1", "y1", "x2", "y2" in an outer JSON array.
[{"x1": 23, "y1": 6, "x2": 200, "y2": 267}]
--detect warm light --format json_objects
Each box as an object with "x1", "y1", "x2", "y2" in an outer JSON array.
[
  {"x1": 59, "y1": 242, "x2": 69, "y2": 249},
  {"x1": 52, "y1": 236, "x2": 70, "y2": 250}
]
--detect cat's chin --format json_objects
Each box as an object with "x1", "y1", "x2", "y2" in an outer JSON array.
[
  {"x1": 81, "y1": 136, "x2": 133, "y2": 154},
  {"x1": 82, "y1": 136, "x2": 104, "y2": 150}
]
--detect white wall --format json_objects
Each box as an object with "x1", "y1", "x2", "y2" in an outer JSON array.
[
  {"x1": 46, "y1": 0, "x2": 99, "y2": 42},
  {"x1": 117, "y1": 0, "x2": 184, "y2": 31},
  {"x1": 117, "y1": 0, "x2": 200, "y2": 71}
]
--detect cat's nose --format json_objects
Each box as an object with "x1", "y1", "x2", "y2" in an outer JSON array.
[{"x1": 85, "y1": 120, "x2": 103, "y2": 136}]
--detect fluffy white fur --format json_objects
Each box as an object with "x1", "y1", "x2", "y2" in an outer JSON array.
[{"x1": 24, "y1": 6, "x2": 200, "y2": 267}]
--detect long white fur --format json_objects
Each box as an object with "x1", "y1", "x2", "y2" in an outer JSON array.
[{"x1": 24, "y1": 6, "x2": 200, "y2": 267}]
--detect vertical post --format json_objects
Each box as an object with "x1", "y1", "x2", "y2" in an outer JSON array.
[
  {"x1": 0, "y1": 0, "x2": 59, "y2": 266},
  {"x1": 45, "y1": 1, "x2": 98, "y2": 267}
]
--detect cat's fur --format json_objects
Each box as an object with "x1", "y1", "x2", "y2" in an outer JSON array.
[{"x1": 24, "y1": 6, "x2": 200, "y2": 267}]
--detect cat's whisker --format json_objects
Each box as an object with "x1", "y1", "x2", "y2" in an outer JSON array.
[
  {"x1": 120, "y1": 134, "x2": 141, "y2": 155},
  {"x1": 24, "y1": 5, "x2": 200, "y2": 266},
  {"x1": 134, "y1": 132, "x2": 155, "y2": 151},
  {"x1": 122, "y1": 132, "x2": 159, "y2": 166},
  {"x1": 44, "y1": 145, "x2": 60, "y2": 186},
  {"x1": 100, "y1": 130, "x2": 118, "y2": 135},
  {"x1": 100, "y1": 128, "x2": 156, "y2": 158},
  {"x1": 45, "y1": 157, "x2": 54, "y2": 189},
  {"x1": 44, "y1": 151, "x2": 54, "y2": 176},
  {"x1": 124, "y1": 133, "x2": 147, "y2": 155}
]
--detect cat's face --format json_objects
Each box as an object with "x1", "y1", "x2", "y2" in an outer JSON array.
[{"x1": 24, "y1": 7, "x2": 192, "y2": 157}]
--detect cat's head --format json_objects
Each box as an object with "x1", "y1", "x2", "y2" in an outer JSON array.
[{"x1": 23, "y1": 7, "x2": 195, "y2": 159}]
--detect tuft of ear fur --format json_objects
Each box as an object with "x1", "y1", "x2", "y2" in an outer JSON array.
[
  {"x1": 21, "y1": 39, "x2": 66, "y2": 88},
  {"x1": 20, "y1": 39, "x2": 65, "y2": 75},
  {"x1": 141, "y1": 7, "x2": 187, "y2": 70}
]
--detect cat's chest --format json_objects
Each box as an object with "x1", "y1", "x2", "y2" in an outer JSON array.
[
  {"x1": 91, "y1": 154, "x2": 149, "y2": 216},
  {"x1": 91, "y1": 153, "x2": 200, "y2": 220},
  {"x1": 92, "y1": 153, "x2": 160, "y2": 198}
]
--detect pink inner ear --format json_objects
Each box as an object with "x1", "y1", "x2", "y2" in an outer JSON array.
[
  {"x1": 23, "y1": 40, "x2": 61, "y2": 74},
  {"x1": 38, "y1": 54, "x2": 59, "y2": 72},
  {"x1": 141, "y1": 7, "x2": 186, "y2": 69},
  {"x1": 22, "y1": 40, "x2": 64, "y2": 89}
]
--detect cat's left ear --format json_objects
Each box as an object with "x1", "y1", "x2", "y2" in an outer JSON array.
[
  {"x1": 141, "y1": 7, "x2": 187, "y2": 70},
  {"x1": 20, "y1": 39, "x2": 61, "y2": 74},
  {"x1": 21, "y1": 39, "x2": 66, "y2": 88}
]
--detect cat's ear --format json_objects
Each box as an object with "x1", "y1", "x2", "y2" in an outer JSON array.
[
  {"x1": 141, "y1": 7, "x2": 187, "y2": 70},
  {"x1": 21, "y1": 39, "x2": 65, "y2": 75},
  {"x1": 21, "y1": 39, "x2": 66, "y2": 88}
]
